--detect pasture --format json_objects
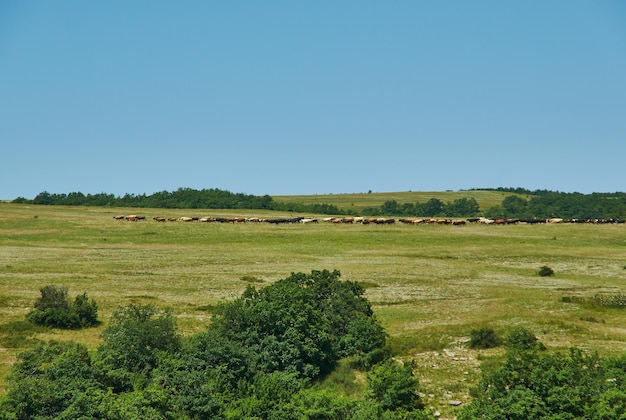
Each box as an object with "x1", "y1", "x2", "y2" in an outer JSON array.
[
  {"x1": 272, "y1": 189, "x2": 518, "y2": 212},
  {"x1": 1, "y1": 202, "x2": 625, "y2": 412}
]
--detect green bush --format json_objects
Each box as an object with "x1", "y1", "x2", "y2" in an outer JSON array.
[
  {"x1": 505, "y1": 327, "x2": 545, "y2": 351},
  {"x1": 366, "y1": 359, "x2": 422, "y2": 412},
  {"x1": 95, "y1": 304, "x2": 181, "y2": 392},
  {"x1": 538, "y1": 265, "x2": 554, "y2": 276},
  {"x1": 2, "y1": 270, "x2": 432, "y2": 419},
  {"x1": 459, "y1": 348, "x2": 626, "y2": 419},
  {"x1": 26, "y1": 285, "x2": 99, "y2": 329},
  {"x1": 469, "y1": 327, "x2": 501, "y2": 349}
]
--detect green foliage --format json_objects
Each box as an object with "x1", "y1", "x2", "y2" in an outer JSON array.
[
  {"x1": 362, "y1": 197, "x2": 480, "y2": 217},
  {"x1": 366, "y1": 359, "x2": 422, "y2": 412},
  {"x1": 469, "y1": 327, "x2": 501, "y2": 349},
  {"x1": 502, "y1": 195, "x2": 529, "y2": 216},
  {"x1": 0, "y1": 270, "x2": 429, "y2": 419},
  {"x1": 459, "y1": 348, "x2": 626, "y2": 419},
  {"x1": 504, "y1": 327, "x2": 545, "y2": 352},
  {"x1": 211, "y1": 269, "x2": 387, "y2": 380},
  {"x1": 26, "y1": 285, "x2": 99, "y2": 329},
  {"x1": 2, "y1": 341, "x2": 101, "y2": 419},
  {"x1": 19, "y1": 187, "x2": 626, "y2": 220},
  {"x1": 538, "y1": 265, "x2": 554, "y2": 277},
  {"x1": 95, "y1": 304, "x2": 181, "y2": 392}
]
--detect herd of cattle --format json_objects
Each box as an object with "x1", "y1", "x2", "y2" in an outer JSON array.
[{"x1": 113, "y1": 215, "x2": 625, "y2": 225}]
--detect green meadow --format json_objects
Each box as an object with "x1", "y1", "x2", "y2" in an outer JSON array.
[
  {"x1": 273, "y1": 189, "x2": 517, "y2": 212},
  {"x1": 1, "y1": 199, "x2": 625, "y2": 412}
]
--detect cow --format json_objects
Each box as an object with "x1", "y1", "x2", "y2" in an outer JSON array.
[
  {"x1": 547, "y1": 218, "x2": 563, "y2": 224},
  {"x1": 399, "y1": 218, "x2": 425, "y2": 224},
  {"x1": 113, "y1": 215, "x2": 125, "y2": 220},
  {"x1": 374, "y1": 218, "x2": 395, "y2": 224},
  {"x1": 179, "y1": 217, "x2": 194, "y2": 222},
  {"x1": 153, "y1": 217, "x2": 166, "y2": 222}
]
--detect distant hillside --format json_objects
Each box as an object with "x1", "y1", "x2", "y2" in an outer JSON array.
[
  {"x1": 272, "y1": 190, "x2": 520, "y2": 213},
  {"x1": 13, "y1": 188, "x2": 626, "y2": 219}
]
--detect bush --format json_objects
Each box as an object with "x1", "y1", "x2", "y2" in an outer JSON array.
[
  {"x1": 366, "y1": 359, "x2": 422, "y2": 412},
  {"x1": 538, "y1": 265, "x2": 554, "y2": 276},
  {"x1": 211, "y1": 269, "x2": 387, "y2": 380},
  {"x1": 26, "y1": 285, "x2": 99, "y2": 329},
  {"x1": 95, "y1": 304, "x2": 181, "y2": 392},
  {"x1": 469, "y1": 327, "x2": 501, "y2": 349},
  {"x1": 505, "y1": 327, "x2": 545, "y2": 351},
  {"x1": 459, "y1": 348, "x2": 626, "y2": 419}
]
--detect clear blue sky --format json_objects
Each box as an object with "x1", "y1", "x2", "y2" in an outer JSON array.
[{"x1": 2, "y1": 1, "x2": 625, "y2": 200}]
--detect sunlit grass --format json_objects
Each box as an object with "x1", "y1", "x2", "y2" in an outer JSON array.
[
  {"x1": 272, "y1": 190, "x2": 520, "y2": 212},
  {"x1": 1, "y1": 202, "x2": 625, "y2": 413}
]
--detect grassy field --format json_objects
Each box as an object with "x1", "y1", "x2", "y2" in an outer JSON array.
[
  {"x1": 1, "y1": 201, "x2": 625, "y2": 415},
  {"x1": 272, "y1": 189, "x2": 519, "y2": 212}
]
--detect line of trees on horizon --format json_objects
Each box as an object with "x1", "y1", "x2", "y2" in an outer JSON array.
[{"x1": 12, "y1": 188, "x2": 626, "y2": 220}]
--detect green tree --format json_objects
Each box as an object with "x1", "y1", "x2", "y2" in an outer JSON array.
[
  {"x1": 459, "y1": 348, "x2": 619, "y2": 419},
  {"x1": 366, "y1": 359, "x2": 421, "y2": 412},
  {"x1": 95, "y1": 304, "x2": 181, "y2": 392},
  {"x1": 381, "y1": 200, "x2": 400, "y2": 215},
  {"x1": 419, "y1": 198, "x2": 444, "y2": 217},
  {"x1": 2, "y1": 341, "x2": 102, "y2": 419},
  {"x1": 445, "y1": 197, "x2": 480, "y2": 216},
  {"x1": 502, "y1": 195, "x2": 528, "y2": 217},
  {"x1": 211, "y1": 269, "x2": 387, "y2": 380}
]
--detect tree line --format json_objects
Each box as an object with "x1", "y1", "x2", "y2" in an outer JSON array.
[
  {"x1": 12, "y1": 188, "x2": 626, "y2": 219},
  {"x1": 14, "y1": 188, "x2": 342, "y2": 216}
]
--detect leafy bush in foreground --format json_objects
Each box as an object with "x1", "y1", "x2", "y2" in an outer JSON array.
[
  {"x1": 459, "y1": 347, "x2": 626, "y2": 419},
  {"x1": 26, "y1": 285, "x2": 99, "y2": 329},
  {"x1": 2, "y1": 270, "x2": 425, "y2": 419}
]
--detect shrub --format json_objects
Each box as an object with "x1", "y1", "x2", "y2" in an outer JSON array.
[
  {"x1": 459, "y1": 348, "x2": 626, "y2": 419},
  {"x1": 505, "y1": 327, "x2": 545, "y2": 351},
  {"x1": 365, "y1": 359, "x2": 422, "y2": 412},
  {"x1": 538, "y1": 265, "x2": 554, "y2": 276},
  {"x1": 469, "y1": 327, "x2": 501, "y2": 349},
  {"x1": 26, "y1": 285, "x2": 99, "y2": 329},
  {"x1": 95, "y1": 304, "x2": 181, "y2": 392}
]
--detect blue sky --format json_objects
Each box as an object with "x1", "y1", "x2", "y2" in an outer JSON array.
[{"x1": 1, "y1": 1, "x2": 625, "y2": 199}]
